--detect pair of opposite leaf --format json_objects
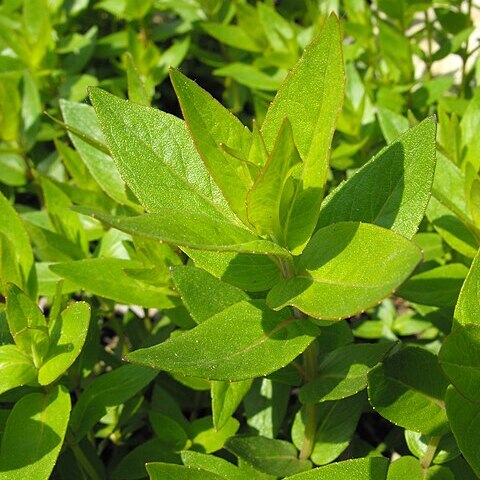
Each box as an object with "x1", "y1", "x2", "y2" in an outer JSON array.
[{"x1": 77, "y1": 14, "x2": 436, "y2": 326}]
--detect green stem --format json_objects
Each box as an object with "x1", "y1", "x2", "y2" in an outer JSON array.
[
  {"x1": 421, "y1": 436, "x2": 441, "y2": 478},
  {"x1": 461, "y1": 0, "x2": 473, "y2": 96},
  {"x1": 66, "y1": 430, "x2": 102, "y2": 480},
  {"x1": 424, "y1": 11, "x2": 433, "y2": 80}
]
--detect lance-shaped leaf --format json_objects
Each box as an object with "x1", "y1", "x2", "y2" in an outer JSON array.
[
  {"x1": 0, "y1": 385, "x2": 71, "y2": 480},
  {"x1": 317, "y1": 117, "x2": 436, "y2": 240},
  {"x1": 88, "y1": 88, "x2": 236, "y2": 222},
  {"x1": 267, "y1": 222, "x2": 422, "y2": 320},
  {"x1": 126, "y1": 300, "x2": 319, "y2": 381},
  {"x1": 283, "y1": 457, "x2": 389, "y2": 480},
  {"x1": 172, "y1": 266, "x2": 248, "y2": 324},
  {"x1": 77, "y1": 207, "x2": 290, "y2": 257},
  {"x1": 261, "y1": 14, "x2": 345, "y2": 253},
  {"x1": 170, "y1": 68, "x2": 252, "y2": 223},
  {"x1": 453, "y1": 248, "x2": 480, "y2": 327},
  {"x1": 446, "y1": 385, "x2": 480, "y2": 477},
  {"x1": 367, "y1": 346, "x2": 449, "y2": 435},
  {"x1": 247, "y1": 119, "x2": 301, "y2": 242},
  {"x1": 38, "y1": 301, "x2": 91, "y2": 385}
]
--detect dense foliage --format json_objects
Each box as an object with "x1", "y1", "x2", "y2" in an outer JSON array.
[{"x1": 1, "y1": 1, "x2": 480, "y2": 479}]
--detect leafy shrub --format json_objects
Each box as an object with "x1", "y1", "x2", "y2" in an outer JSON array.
[{"x1": 1, "y1": 1, "x2": 480, "y2": 480}]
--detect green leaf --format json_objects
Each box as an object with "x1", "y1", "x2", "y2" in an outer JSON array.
[
  {"x1": 70, "y1": 364, "x2": 157, "y2": 441},
  {"x1": 261, "y1": 14, "x2": 344, "y2": 253},
  {"x1": 445, "y1": 385, "x2": 480, "y2": 477},
  {"x1": 317, "y1": 117, "x2": 436, "y2": 240},
  {"x1": 79, "y1": 207, "x2": 289, "y2": 257},
  {"x1": 189, "y1": 415, "x2": 239, "y2": 453},
  {"x1": 454, "y1": 248, "x2": 480, "y2": 326},
  {"x1": 226, "y1": 436, "x2": 311, "y2": 477},
  {"x1": 213, "y1": 64, "x2": 283, "y2": 92},
  {"x1": 170, "y1": 68, "x2": 253, "y2": 223},
  {"x1": 5, "y1": 283, "x2": 49, "y2": 367},
  {"x1": 292, "y1": 393, "x2": 366, "y2": 466},
  {"x1": 38, "y1": 301, "x2": 90, "y2": 385},
  {"x1": 377, "y1": 107, "x2": 409, "y2": 144},
  {"x1": 181, "y1": 450, "x2": 250, "y2": 480},
  {"x1": 0, "y1": 192, "x2": 36, "y2": 298},
  {"x1": 387, "y1": 456, "x2": 422, "y2": 480},
  {"x1": 50, "y1": 258, "x2": 176, "y2": 309},
  {"x1": 126, "y1": 300, "x2": 318, "y2": 381},
  {"x1": 267, "y1": 222, "x2": 422, "y2": 320},
  {"x1": 0, "y1": 385, "x2": 71, "y2": 480},
  {"x1": 367, "y1": 346, "x2": 449, "y2": 435},
  {"x1": 439, "y1": 324, "x2": 480, "y2": 402},
  {"x1": 398, "y1": 264, "x2": 469, "y2": 308},
  {"x1": 212, "y1": 379, "x2": 252, "y2": 431},
  {"x1": 300, "y1": 342, "x2": 394, "y2": 402},
  {"x1": 88, "y1": 88, "x2": 236, "y2": 222},
  {"x1": 172, "y1": 266, "x2": 248, "y2": 324},
  {"x1": 202, "y1": 23, "x2": 262, "y2": 52},
  {"x1": 126, "y1": 52, "x2": 148, "y2": 106},
  {"x1": 147, "y1": 463, "x2": 223, "y2": 480},
  {"x1": 60, "y1": 99, "x2": 134, "y2": 206},
  {"x1": 0, "y1": 344, "x2": 37, "y2": 395},
  {"x1": 247, "y1": 118, "x2": 301, "y2": 242},
  {"x1": 283, "y1": 457, "x2": 389, "y2": 480}
]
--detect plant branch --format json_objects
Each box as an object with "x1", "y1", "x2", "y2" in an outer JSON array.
[{"x1": 421, "y1": 435, "x2": 441, "y2": 478}]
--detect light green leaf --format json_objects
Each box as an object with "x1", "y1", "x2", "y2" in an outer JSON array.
[
  {"x1": 0, "y1": 345, "x2": 37, "y2": 395},
  {"x1": 60, "y1": 99, "x2": 134, "y2": 206},
  {"x1": 454, "y1": 248, "x2": 480, "y2": 326},
  {"x1": 189, "y1": 415, "x2": 239, "y2": 453},
  {"x1": 170, "y1": 68, "x2": 252, "y2": 223},
  {"x1": 212, "y1": 379, "x2": 252, "y2": 431},
  {"x1": 439, "y1": 324, "x2": 480, "y2": 402},
  {"x1": 318, "y1": 118, "x2": 436, "y2": 240},
  {"x1": 70, "y1": 364, "x2": 157, "y2": 441},
  {"x1": 226, "y1": 436, "x2": 311, "y2": 477},
  {"x1": 0, "y1": 192, "x2": 36, "y2": 298},
  {"x1": 300, "y1": 343, "x2": 394, "y2": 402},
  {"x1": 172, "y1": 266, "x2": 248, "y2": 324},
  {"x1": 445, "y1": 385, "x2": 480, "y2": 477},
  {"x1": 398, "y1": 264, "x2": 469, "y2": 308},
  {"x1": 181, "y1": 450, "x2": 250, "y2": 480},
  {"x1": 126, "y1": 300, "x2": 318, "y2": 381},
  {"x1": 0, "y1": 385, "x2": 71, "y2": 480},
  {"x1": 88, "y1": 88, "x2": 235, "y2": 221},
  {"x1": 38, "y1": 301, "x2": 90, "y2": 385},
  {"x1": 247, "y1": 119, "x2": 301, "y2": 241},
  {"x1": 377, "y1": 107, "x2": 409, "y2": 144},
  {"x1": 50, "y1": 258, "x2": 176, "y2": 309},
  {"x1": 368, "y1": 346, "x2": 449, "y2": 435},
  {"x1": 387, "y1": 456, "x2": 422, "y2": 480},
  {"x1": 267, "y1": 222, "x2": 422, "y2": 320},
  {"x1": 147, "y1": 463, "x2": 223, "y2": 480},
  {"x1": 79, "y1": 208, "x2": 289, "y2": 257},
  {"x1": 126, "y1": 52, "x2": 148, "y2": 106},
  {"x1": 202, "y1": 23, "x2": 262, "y2": 52},
  {"x1": 214, "y1": 64, "x2": 283, "y2": 91},
  {"x1": 283, "y1": 457, "x2": 389, "y2": 480},
  {"x1": 261, "y1": 14, "x2": 344, "y2": 253}
]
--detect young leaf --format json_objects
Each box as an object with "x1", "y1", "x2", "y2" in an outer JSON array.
[
  {"x1": 317, "y1": 117, "x2": 437, "y2": 240},
  {"x1": 38, "y1": 301, "x2": 90, "y2": 385},
  {"x1": 88, "y1": 88, "x2": 236, "y2": 222},
  {"x1": 126, "y1": 300, "x2": 319, "y2": 381},
  {"x1": 247, "y1": 118, "x2": 301, "y2": 242},
  {"x1": 387, "y1": 457, "x2": 423, "y2": 480},
  {"x1": 0, "y1": 385, "x2": 71, "y2": 480},
  {"x1": 172, "y1": 266, "x2": 248, "y2": 324},
  {"x1": 146, "y1": 463, "x2": 223, "y2": 480},
  {"x1": 50, "y1": 258, "x2": 176, "y2": 309},
  {"x1": 283, "y1": 457, "x2": 389, "y2": 480},
  {"x1": 126, "y1": 52, "x2": 148, "y2": 106},
  {"x1": 0, "y1": 192, "x2": 36, "y2": 298},
  {"x1": 70, "y1": 364, "x2": 158, "y2": 441},
  {"x1": 267, "y1": 222, "x2": 422, "y2": 320},
  {"x1": 299, "y1": 342, "x2": 394, "y2": 403},
  {"x1": 170, "y1": 68, "x2": 253, "y2": 223},
  {"x1": 78, "y1": 207, "x2": 290, "y2": 257},
  {"x1": 181, "y1": 450, "x2": 251, "y2": 480},
  {"x1": 368, "y1": 346, "x2": 449, "y2": 435},
  {"x1": 212, "y1": 379, "x2": 253, "y2": 431},
  {"x1": 453, "y1": 248, "x2": 480, "y2": 326},
  {"x1": 261, "y1": 14, "x2": 345, "y2": 253},
  {"x1": 226, "y1": 436, "x2": 311, "y2": 477},
  {"x1": 0, "y1": 344, "x2": 37, "y2": 395},
  {"x1": 445, "y1": 385, "x2": 480, "y2": 477}
]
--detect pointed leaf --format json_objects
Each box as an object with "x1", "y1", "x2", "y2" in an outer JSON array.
[
  {"x1": 261, "y1": 14, "x2": 345, "y2": 253},
  {"x1": 267, "y1": 222, "x2": 422, "y2": 320},
  {"x1": 454, "y1": 248, "x2": 480, "y2": 326},
  {"x1": 126, "y1": 300, "x2": 318, "y2": 381}
]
